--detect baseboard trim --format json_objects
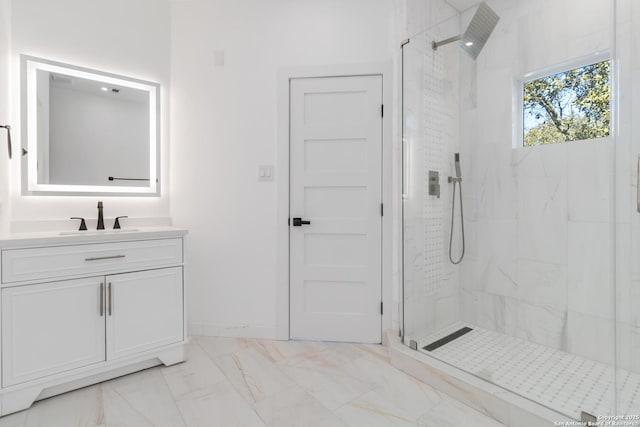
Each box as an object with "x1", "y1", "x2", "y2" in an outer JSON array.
[{"x1": 187, "y1": 322, "x2": 279, "y2": 339}]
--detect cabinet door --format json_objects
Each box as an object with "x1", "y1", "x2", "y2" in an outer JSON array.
[
  {"x1": 2, "y1": 278, "x2": 106, "y2": 387},
  {"x1": 106, "y1": 267, "x2": 183, "y2": 360}
]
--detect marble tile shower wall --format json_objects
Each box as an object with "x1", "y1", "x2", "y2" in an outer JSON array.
[
  {"x1": 456, "y1": 0, "x2": 633, "y2": 370},
  {"x1": 403, "y1": 5, "x2": 462, "y2": 343},
  {"x1": 615, "y1": 0, "x2": 640, "y2": 375}
]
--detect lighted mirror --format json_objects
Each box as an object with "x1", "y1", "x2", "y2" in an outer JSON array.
[{"x1": 21, "y1": 55, "x2": 160, "y2": 196}]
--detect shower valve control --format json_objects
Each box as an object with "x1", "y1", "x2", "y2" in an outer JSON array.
[{"x1": 428, "y1": 170, "x2": 441, "y2": 198}]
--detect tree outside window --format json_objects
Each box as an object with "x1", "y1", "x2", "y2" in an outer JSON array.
[{"x1": 523, "y1": 60, "x2": 610, "y2": 147}]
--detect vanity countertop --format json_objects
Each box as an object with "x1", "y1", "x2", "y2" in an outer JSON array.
[{"x1": 0, "y1": 226, "x2": 188, "y2": 249}]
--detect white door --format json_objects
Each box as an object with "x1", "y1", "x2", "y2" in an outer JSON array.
[
  {"x1": 106, "y1": 267, "x2": 183, "y2": 360},
  {"x1": 2, "y1": 277, "x2": 106, "y2": 386},
  {"x1": 289, "y1": 75, "x2": 383, "y2": 343}
]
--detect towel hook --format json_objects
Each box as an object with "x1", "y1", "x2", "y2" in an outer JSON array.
[{"x1": 0, "y1": 125, "x2": 11, "y2": 159}]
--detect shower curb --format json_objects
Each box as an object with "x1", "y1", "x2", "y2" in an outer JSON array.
[{"x1": 386, "y1": 331, "x2": 574, "y2": 427}]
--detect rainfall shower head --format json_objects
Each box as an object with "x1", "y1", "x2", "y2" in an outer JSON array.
[{"x1": 432, "y1": 2, "x2": 500, "y2": 60}]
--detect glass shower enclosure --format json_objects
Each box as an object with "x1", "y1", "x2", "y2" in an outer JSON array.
[{"x1": 402, "y1": 0, "x2": 638, "y2": 421}]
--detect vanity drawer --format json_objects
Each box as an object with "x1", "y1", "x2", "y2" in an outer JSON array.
[{"x1": 1, "y1": 238, "x2": 183, "y2": 284}]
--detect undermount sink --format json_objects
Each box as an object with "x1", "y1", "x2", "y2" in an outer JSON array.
[{"x1": 59, "y1": 229, "x2": 140, "y2": 236}]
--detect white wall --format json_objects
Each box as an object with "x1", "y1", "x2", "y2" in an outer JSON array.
[
  {"x1": 8, "y1": 0, "x2": 171, "y2": 226},
  {"x1": 170, "y1": 0, "x2": 395, "y2": 337},
  {"x1": 0, "y1": 0, "x2": 10, "y2": 234}
]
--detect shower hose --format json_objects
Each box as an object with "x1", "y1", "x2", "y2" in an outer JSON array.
[{"x1": 449, "y1": 179, "x2": 465, "y2": 264}]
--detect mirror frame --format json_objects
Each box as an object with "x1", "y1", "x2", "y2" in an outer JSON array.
[{"x1": 20, "y1": 55, "x2": 161, "y2": 197}]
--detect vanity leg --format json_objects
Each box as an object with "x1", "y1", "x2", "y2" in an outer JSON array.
[
  {"x1": 1, "y1": 386, "x2": 43, "y2": 416},
  {"x1": 157, "y1": 345, "x2": 185, "y2": 367}
]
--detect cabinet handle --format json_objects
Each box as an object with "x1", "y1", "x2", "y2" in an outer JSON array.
[
  {"x1": 99, "y1": 283, "x2": 104, "y2": 317},
  {"x1": 108, "y1": 282, "x2": 113, "y2": 316},
  {"x1": 85, "y1": 255, "x2": 126, "y2": 262}
]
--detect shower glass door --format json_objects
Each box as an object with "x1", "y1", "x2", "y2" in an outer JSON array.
[
  {"x1": 615, "y1": 0, "x2": 640, "y2": 419},
  {"x1": 402, "y1": 0, "x2": 622, "y2": 421},
  {"x1": 402, "y1": 19, "x2": 463, "y2": 347}
]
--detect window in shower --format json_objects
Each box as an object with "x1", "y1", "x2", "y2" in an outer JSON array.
[{"x1": 521, "y1": 59, "x2": 611, "y2": 147}]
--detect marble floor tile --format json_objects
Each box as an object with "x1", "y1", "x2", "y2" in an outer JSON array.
[
  {"x1": 0, "y1": 337, "x2": 507, "y2": 427},
  {"x1": 417, "y1": 398, "x2": 505, "y2": 427},
  {"x1": 102, "y1": 385, "x2": 160, "y2": 427},
  {"x1": 214, "y1": 347, "x2": 296, "y2": 404},
  {"x1": 317, "y1": 342, "x2": 372, "y2": 362},
  {"x1": 253, "y1": 387, "x2": 347, "y2": 427},
  {"x1": 102, "y1": 367, "x2": 186, "y2": 427},
  {"x1": 174, "y1": 380, "x2": 266, "y2": 427},
  {"x1": 342, "y1": 356, "x2": 444, "y2": 419},
  {"x1": 276, "y1": 362, "x2": 371, "y2": 411},
  {"x1": 0, "y1": 411, "x2": 26, "y2": 427},
  {"x1": 19, "y1": 384, "x2": 104, "y2": 427},
  {"x1": 334, "y1": 390, "x2": 419, "y2": 427},
  {"x1": 278, "y1": 344, "x2": 363, "y2": 371},
  {"x1": 352, "y1": 343, "x2": 391, "y2": 363},
  {"x1": 162, "y1": 340, "x2": 227, "y2": 400},
  {"x1": 248, "y1": 339, "x2": 324, "y2": 364}
]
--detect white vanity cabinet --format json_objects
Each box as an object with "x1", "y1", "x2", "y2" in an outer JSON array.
[
  {"x1": 106, "y1": 267, "x2": 183, "y2": 360},
  {"x1": 0, "y1": 228, "x2": 187, "y2": 416},
  {"x1": 2, "y1": 277, "x2": 106, "y2": 387}
]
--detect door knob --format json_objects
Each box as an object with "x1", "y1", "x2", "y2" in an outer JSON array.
[{"x1": 292, "y1": 217, "x2": 311, "y2": 227}]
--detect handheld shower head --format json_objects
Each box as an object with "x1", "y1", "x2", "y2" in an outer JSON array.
[{"x1": 449, "y1": 153, "x2": 465, "y2": 264}]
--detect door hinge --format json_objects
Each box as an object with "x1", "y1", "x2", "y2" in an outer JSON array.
[
  {"x1": 380, "y1": 203, "x2": 384, "y2": 216},
  {"x1": 380, "y1": 301, "x2": 383, "y2": 315},
  {"x1": 381, "y1": 104, "x2": 384, "y2": 118},
  {"x1": 288, "y1": 217, "x2": 290, "y2": 226}
]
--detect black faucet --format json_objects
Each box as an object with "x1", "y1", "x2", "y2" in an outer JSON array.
[
  {"x1": 113, "y1": 216, "x2": 128, "y2": 229},
  {"x1": 97, "y1": 201, "x2": 104, "y2": 230}
]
